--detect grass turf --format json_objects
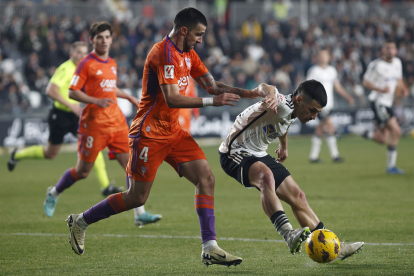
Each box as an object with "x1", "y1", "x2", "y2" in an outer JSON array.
[{"x1": 0, "y1": 135, "x2": 413, "y2": 275}]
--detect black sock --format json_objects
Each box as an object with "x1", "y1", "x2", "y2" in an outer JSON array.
[{"x1": 311, "y1": 221, "x2": 325, "y2": 232}]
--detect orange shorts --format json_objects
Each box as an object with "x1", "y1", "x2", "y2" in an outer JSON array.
[
  {"x1": 126, "y1": 129, "x2": 206, "y2": 182},
  {"x1": 78, "y1": 127, "x2": 129, "y2": 163}
]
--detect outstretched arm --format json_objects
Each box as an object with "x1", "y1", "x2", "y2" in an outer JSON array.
[
  {"x1": 194, "y1": 72, "x2": 264, "y2": 99},
  {"x1": 160, "y1": 83, "x2": 240, "y2": 108}
]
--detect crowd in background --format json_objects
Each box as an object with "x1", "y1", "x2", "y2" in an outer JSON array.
[{"x1": 1, "y1": 0, "x2": 414, "y2": 116}]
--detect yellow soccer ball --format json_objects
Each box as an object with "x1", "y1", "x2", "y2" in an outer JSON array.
[{"x1": 305, "y1": 229, "x2": 340, "y2": 263}]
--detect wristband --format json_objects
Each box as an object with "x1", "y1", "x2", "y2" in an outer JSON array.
[{"x1": 202, "y1": 97, "x2": 214, "y2": 107}]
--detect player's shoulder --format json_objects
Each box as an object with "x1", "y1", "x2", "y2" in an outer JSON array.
[
  {"x1": 75, "y1": 53, "x2": 94, "y2": 74},
  {"x1": 392, "y1": 57, "x2": 402, "y2": 65},
  {"x1": 147, "y1": 37, "x2": 174, "y2": 65},
  {"x1": 280, "y1": 94, "x2": 294, "y2": 109}
]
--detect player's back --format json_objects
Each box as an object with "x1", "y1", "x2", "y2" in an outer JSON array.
[
  {"x1": 129, "y1": 36, "x2": 207, "y2": 139},
  {"x1": 70, "y1": 52, "x2": 126, "y2": 133}
]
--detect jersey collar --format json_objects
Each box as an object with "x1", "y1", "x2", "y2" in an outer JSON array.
[
  {"x1": 90, "y1": 52, "x2": 109, "y2": 63},
  {"x1": 165, "y1": 35, "x2": 183, "y2": 54}
]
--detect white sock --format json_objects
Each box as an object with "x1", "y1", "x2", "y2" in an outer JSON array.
[
  {"x1": 202, "y1": 239, "x2": 218, "y2": 251},
  {"x1": 49, "y1": 186, "x2": 60, "y2": 198},
  {"x1": 134, "y1": 206, "x2": 146, "y2": 218},
  {"x1": 75, "y1": 213, "x2": 89, "y2": 230},
  {"x1": 387, "y1": 146, "x2": 397, "y2": 169},
  {"x1": 310, "y1": 135, "x2": 322, "y2": 160},
  {"x1": 279, "y1": 223, "x2": 293, "y2": 240},
  {"x1": 326, "y1": 135, "x2": 339, "y2": 159}
]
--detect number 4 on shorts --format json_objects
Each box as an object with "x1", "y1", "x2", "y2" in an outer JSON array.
[{"x1": 139, "y1": 147, "x2": 149, "y2": 162}]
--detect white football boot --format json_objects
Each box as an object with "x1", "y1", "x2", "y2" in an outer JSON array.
[
  {"x1": 66, "y1": 214, "x2": 86, "y2": 255},
  {"x1": 285, "y1": 227, "x2": 311, "y2": 254},
  {"x1": 328, "y1": 242, "x2": 364, "y2": 264},
  {"x1": 201, "y1": 246, "x2": 242, "y2": 266}
]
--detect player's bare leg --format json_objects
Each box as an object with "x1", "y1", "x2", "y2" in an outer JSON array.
[
  {"x1": 310, "y1": 123, "x2": 324, "y2": 163},
  {"x1": 43, "y1": 142, "x2": 62, "y2": 159},
  {"x1": 180, "y1": 159, "x2": 242, "y2": 266},
  {"x1": 113, "y1": 152, "x2": 161, "y2": 226},
  {"x1": 276, "y1": 176, "x2": 319, "y2": 229},
  {"x1": 248, "y1": 162, "x2": 311, "y2": 254},
  {"x1": 384, "y1": 118, "x2": 404, "y2": 174}
]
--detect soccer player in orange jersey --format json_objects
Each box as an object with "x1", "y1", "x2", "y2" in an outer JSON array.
[
  {"x1": 66, "y1": 8, "x2": 277, "y2": 265},
  {"x1": 44, "y1": 22, "x2": 161, "y2": 226}
]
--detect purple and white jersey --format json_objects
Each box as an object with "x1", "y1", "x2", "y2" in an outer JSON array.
[{"x1": 219, "y1": 88, "x2": 296, "y2": 157}]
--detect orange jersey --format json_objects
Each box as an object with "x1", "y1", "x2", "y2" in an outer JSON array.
[
  {"x1": 70, "y1": 52, "x2": 127, "y2": 133},
  {"x1": 129, "y1": 36, "x2": 208, "y2": 139}
]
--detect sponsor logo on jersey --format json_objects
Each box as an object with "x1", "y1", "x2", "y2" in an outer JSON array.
[
  {"x1": 164, "y1": 65, "x2": 174, "y2": 79},
  {"x1": 263, "y1": 124, "x2": 276, "y2": 134},
  {"x1": 70, "y1": 75, "x2": 80, "y2": 86},
  {"x1": 241, "y1": 151, "x2": 252, "y2": 157},
  {"x1": 100, "y1": 79, "x2": 117, "y2": 91},
  {"x1": 185, "y1": 57, "x2": 191, "y2": 70},
  {"x1": 178, "y1": 76, "x2": 189, "y2": 90},
  {"x1": 111, "y1": 66, "x2": 117, "y2": 75},
  {"x1": 96, "y1": 70, "x2": 103, "y2": 75}
]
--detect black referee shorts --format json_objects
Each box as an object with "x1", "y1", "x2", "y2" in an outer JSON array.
[
  {"x1": 219, "y1": 150, "x2": 290, "y2": 191},
  {"x1": 47, "y1": 106, "x2": 79, "y2": 145}
]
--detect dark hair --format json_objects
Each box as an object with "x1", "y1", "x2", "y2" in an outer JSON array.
[
  {"x1": 90, "y1": 21, "x2": 112, "y2": 38},
  {"x1": 174, "y1": 7, "x2": 208, "y2": 31},
  {"x1": 293, "y1": 80, "x2": 327, "y2": 107}
]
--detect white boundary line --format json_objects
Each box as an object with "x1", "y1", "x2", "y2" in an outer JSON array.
[{"x1": 1, "y1": 233, "x2": 414, "y2": 246}]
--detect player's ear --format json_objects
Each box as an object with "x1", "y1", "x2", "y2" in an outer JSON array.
[
  {"x1": 88, "y1": 36, "x2": 93, "y2": 44},
  {"x1": 180, "y1": 26, "x2": 188, "y2": 36}
]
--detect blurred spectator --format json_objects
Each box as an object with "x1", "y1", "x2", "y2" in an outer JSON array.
[{"x1": 241, "y1": 15, "x2": 262, "y2": 43}]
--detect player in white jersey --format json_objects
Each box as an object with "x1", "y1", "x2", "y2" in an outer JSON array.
[
  {"x1": 360, "y1": 40, "x2": 408, "y2": 174},
  {"x1": 219, "y1": 80, "x2": 364, "y2": 263},
  {"x1": 306, "y1": 50, "x2": 354, "y2": 163}
]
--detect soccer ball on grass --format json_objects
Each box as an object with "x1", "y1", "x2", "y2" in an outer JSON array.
[{"x1": 305, "y1": 229, "x2": 340, "y2": 263}]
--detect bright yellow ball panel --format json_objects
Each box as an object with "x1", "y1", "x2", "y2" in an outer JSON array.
[{"x1": 305, "y1": 229, "x2": 340, "y2": 263}]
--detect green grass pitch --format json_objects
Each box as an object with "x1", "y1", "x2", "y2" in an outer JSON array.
[{"x1": 0, "y1": 136, "x2": 413, "y2": 275}]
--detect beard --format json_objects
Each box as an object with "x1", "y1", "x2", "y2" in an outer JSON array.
[{"x1": 183, "y1": 38, "x2": 193, "y2": 52}]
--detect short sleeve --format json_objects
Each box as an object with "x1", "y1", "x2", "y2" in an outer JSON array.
[
  {"x1": 397, "y1": 58, "x2": 403, "y2": 79},
  {"x1": 70, "y1": 62, "x2": 89, "y2": 91},
  {"x1": 363, "y1": 61, "x2": 378, "y2": 83},
  {"x1": 149, "y1": 47, "x2": 178, "y2": 86},
  {"x1": 49, "y1": 64, "x2": 69, "y2": 87},
  {"x1": 189, "y1": 50, "x2": 208, "y2": 79}
]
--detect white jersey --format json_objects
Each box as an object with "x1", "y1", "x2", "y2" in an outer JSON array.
[
  {"x1": 219, "y1": 90, "x2": 296, "y2": 157},
  {"x1": 363, "y1": 57, "x2": 402, "y2": 107},
  {"x1": 306, "y1": 65, "x2": 337, "y2": 110}
]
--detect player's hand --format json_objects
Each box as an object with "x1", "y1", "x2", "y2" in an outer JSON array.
[
  {"x1": 348, "y1": 97, "x2": 355, "y2": 106},
  {"x1": 213, "y1": 93, "x2": 240, "y2": 106},
  {"x1": 95, "y1": 98, "x2": 115, "y2": 108},
  {"x1": 128, "y1": 96, "x2": 140, "y2": 109},
  {"x1": 276, "y1": 147, "x2": 288, "y2": 163},
  {"x1": 70, "y1": 104, "x2": 83, "y2": 117},
  {"x1": 262, "y1": 94, "x2": 278, "y2": 113}
]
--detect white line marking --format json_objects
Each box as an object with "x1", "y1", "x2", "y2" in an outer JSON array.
[{"x1": 1, "y1": 232, "x2": 414, "y2": 246}]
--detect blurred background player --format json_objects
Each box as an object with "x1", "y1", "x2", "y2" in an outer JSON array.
[
  {"x1": 65, "y1": 8, "x2": 277, "y2": 265},
  {"x1": 179, "y1": 77, "x2": 200, "y2": 132},
  {"x1": 307, "y1": 49, "x2": 354, "y2": 163},
  {"x1": 7, "y1": 41, "x2": 123, "y2": 197},
  {"x1": 358, "y1": 40, "x2": 408, "y2": 174},
  {"x1": 219, "y1": 81, "x2": 364, "y2": 263},
  {"x1": 43, "y1": 22, "x2": 161, "y2": 226}
]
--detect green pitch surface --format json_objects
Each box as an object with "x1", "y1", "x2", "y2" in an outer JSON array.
[{"x1": 1, "y1": 136, "x2": 413, "y2": 275}]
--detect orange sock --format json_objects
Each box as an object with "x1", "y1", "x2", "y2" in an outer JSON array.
[{"x1": 108, "y1": 193, "x2": 127, "y2": 213}]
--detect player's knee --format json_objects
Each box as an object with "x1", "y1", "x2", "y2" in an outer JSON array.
[
  {"x1": 298, "y1": 189, "x2": 308, "y2": 204},
  {"x1": 256, "y1": 171, "x2": 275, "y2": 191}
]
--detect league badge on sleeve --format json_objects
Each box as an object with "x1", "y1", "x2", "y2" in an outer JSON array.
[{"x1": 164, "y1": 65, "x2": 174, "y2": 79}]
